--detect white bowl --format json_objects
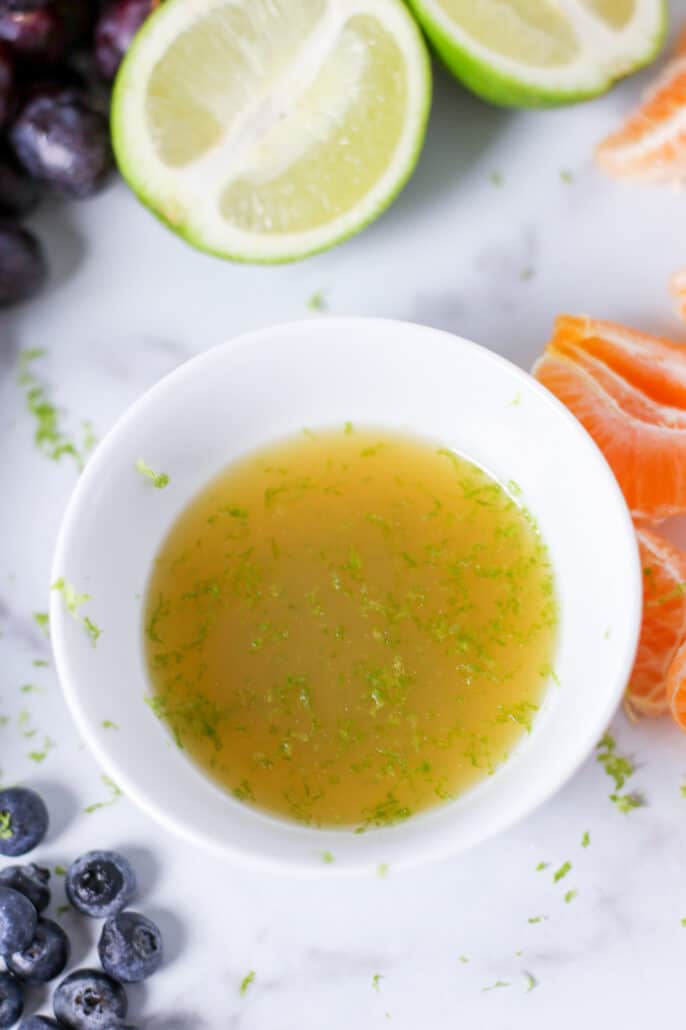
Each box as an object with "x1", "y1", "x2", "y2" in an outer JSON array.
[{"x1": 51, "y1": 318, "x2": 641, "y2": 874}]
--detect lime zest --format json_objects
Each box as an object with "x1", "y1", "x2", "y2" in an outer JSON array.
[
  {"x1": 372, "y1": 974, "x2": 384, "y2": 992},
  {"x1": 34, "y1": 613, "x2": 50, "y2": 637},
  {"x1": 564, "y1": 889, "x2": 577, "y2": 903},
  {"x1": 84, "y1": 775, "x2": 123, "y2": 814},
  {"x1": 52, "y1": 578, "x2": 101, "y2": 647},
  {"x1": 0, "y1": 810, "x2": 13, "y2": 840},
  {"x1": 307, "y1": 289, "x2": 326, "y2": 312},
  {"x1": 54, "y1": 865, "x2": 67, "y2": 876},
  {"x1": 560, "y1": 169, "x2": 574, "y2": 184},
  {"x1": 17, "y1": 349, "x2": 95, "y2": 470},
  {"x1": 102, "y1": 720, "x2": 119, "y2": 730},
  {"x1": 458, "y1": 955, "x2": 469, "y2": 964},
  {"x1": 527, "y1": 915, "x2": 546, "y2": 924},
  {"x1": 376, "y1": 863, "x2": 389, "y2": 878},
  {"x1": 581, "y1": 831, "x2": 590, "y2": 847},
  {"x1": 553, "y1": 861, "x2": 571, "y2": 883},
  {"x1": 239, "y1": 971, "x2": 255, "y2": 996},
  {"x1": 524, "y1": 972, "x2": 537, "y2": 993},
  {"x1": 483, "y1": 980, "x2": 510, "y2": 992},
  {"x1": 135, "y1": 458, "x2": 170, "y2": 489},
  {"x1": 322, "y1": 850, "x2": 334, "y2": 864}
]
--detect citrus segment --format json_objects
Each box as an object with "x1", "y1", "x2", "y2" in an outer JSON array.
[
  {"x1": 667, "y1": 636, "x2": 686, "y2": 729},
  {"x1": 596, "y1": 26, "x2": 686, "y2": 182},
  {"x1": 112, "y1": 0, "x2": 431, "y2": 262},
  {"x1": 533, "y1": 315, "x2": 686, "y2": 522},
  {"x1": 627, "y1": 527, "x2": 686, "y2": 716}
]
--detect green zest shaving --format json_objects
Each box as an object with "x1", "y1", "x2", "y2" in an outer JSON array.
[
  {"x1": 135, "y1": 459, "x2": 170, "y2": 489},
  {"x1": 84, "y1": 775, "x2": 122, "y2": 814},
  {"x1": 102, "y1": 721, "x2": 119, "y2": 730},
  {"x1": 372, "y1": 974, "x2": 384, "y2": 992},
  {"x1": 34, "y1": 613, "x2": 49, "y2": 637},
  {"x1": 458, "y1": 955, "x2": 469, "y2": 964},
  {"x1": 596, "y1": 734, "x2": 643, "y2": 812},
  {"x1": 0, "y1": 811, "x2": 13, "y2": 840},
  {"x1": 564, "y1": 889, "x2": 577, "y2": 903},
  {"x1": 560, "y1": 169, "x2": 574, "y2": 183},
  {"x1": 535, "y1": 862, "x2": 548, "y2": 872},
  {"x1": 377, "y1": 863, "x2": 388, "y2": 878},
  {"x1": 54, "y1": 865, "x2": 67, "y2": 876},
  {"x1": 322, "y1": 851, "x2": 334, "y2": 864},
  {"x1": 581, "y1": 831, "x2": 590, "y2": 847},
  {"x1": 528, "y1": 916, "x2": 545, "y2": 924},
  {"x1": 307, "y1": 289, "x2": 326, "y2": 312},
  {"x1": 52, "y1": 578, "x2": 101, "y2": 647},
  {"x1": 17, "y1": 350, "x2": 95, "y2": 470},
  {"x1": 239, "y1": 971, "x2": 255, "y2": 996},
  {"x1": 553, "y1": 861, "x2": 571, "y2": 883},
  {"x1": 483, "y1": 980, "x2": 510, "y2": 992},
  {"x1": 28, "y1": 737, "x2": 54, "y2": 763},
  {"x1": 524, "y1": 972, "x2": 537, "y2": 993}
]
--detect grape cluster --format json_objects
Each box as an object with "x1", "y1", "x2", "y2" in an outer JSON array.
[{"x1": 0, "y1": 0, "x2": 156, "y2": 308}]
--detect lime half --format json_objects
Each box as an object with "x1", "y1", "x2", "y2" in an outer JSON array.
[
  {"x1": 112, "y1": 0, "x2": 431, "y2": 263},
  {"x1": 407, "y1": 0, "x2": 666, "y2": 107}
]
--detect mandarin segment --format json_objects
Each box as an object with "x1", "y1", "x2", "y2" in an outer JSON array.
[
  {"x1": 628, "y1": 528, "x2": 686, "y2": 716},
  {"x1": 667, "y1": 636, "x2": 686, "y2": 729},
  {"x1": 596, "y1": 26, "x2": 686, "y2": 183},
  {"x1": 533, "y1": 315, "x2": 686, "y2": 522}
]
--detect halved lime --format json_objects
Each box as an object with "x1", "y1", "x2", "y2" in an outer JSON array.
[
  {"x1": 407, "y1": 0, "x2": 666, "y2": 107},
  {"x1": 111, "y1": 0, "x2": 431, "y2": 263}
]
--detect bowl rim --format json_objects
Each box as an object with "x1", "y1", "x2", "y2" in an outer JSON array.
[{"x1": 50, "y1": 316, "x2": 642, "y2": 874}]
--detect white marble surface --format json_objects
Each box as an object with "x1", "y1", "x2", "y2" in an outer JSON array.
[{"x1": 3, "y1": 8, "x2": 686, "y2": 1025}]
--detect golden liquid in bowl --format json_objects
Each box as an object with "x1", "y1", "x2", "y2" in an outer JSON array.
[{"x1": 144, "y1": 427, "x2": 557, "y2": 829}]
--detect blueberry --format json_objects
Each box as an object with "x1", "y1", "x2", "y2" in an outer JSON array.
[
  {"x1": 53, "y1": 969, "x2": 128, "y2": 1030},
  {"x1": 0, "y1": 886, "x2": 37, "y2": 955},
  {"x1": 19, "y1": 1019, "x2": 61, "y2": 1030},
  {"x1": 98, "y1": 911, "x2": 163, "y2": 983},
  {"x1": 0, "y1": 865, "x2": 50, "y2": 912},
  {"x1": 0, "y1": 973, "x2": 23, "y2": 1029},
  {"x1": 65, "y1": 852, "x2": 135, "y2": 919},
  {"x1": 7, "y1": 917, "x2": 69, "y2": 983},
  {"x1": 0, "y1": 787, "x2": 49, "y2": 856},
  {"x1": 10, "y1": 85, "x2": 112, "y2": 197}
]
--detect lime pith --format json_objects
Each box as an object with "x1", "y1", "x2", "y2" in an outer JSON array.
[
  {"x1": 111, "y1": 0, "x2": 431, "y2": 263},
  {"x1": 407, "y1": 0, "x2": 666, "y2": 108}
]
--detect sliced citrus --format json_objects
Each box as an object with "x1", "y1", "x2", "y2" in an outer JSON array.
[
  {"x1": 112, "y1": 0, "x2": 431, "y2": 263},
  {"x1": 667, "y1": 635, "x2": 686, "y2": 729},
  {"x1": 627, "y1": 527, "x2": 686, "y2": 717},
  {"x1": 597, "y1": 23, "x2": 686, "y2": 181},
  {"x1": 533, "y1": 315, "x2": 686, "y2": 522},
  {"x1": 670, "y1": 268, "x2": 686, "y2": 323},
  {"x1": 405, "y1": 0, "x2": 665, "y2": 109}
]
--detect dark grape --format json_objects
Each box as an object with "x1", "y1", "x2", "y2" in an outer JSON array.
[
  {"x1": 55, "y1": 0, "x2": 94, "y2": 49},
  {"x1": 10, "y1": 85, "x2": 113, "y2": 197},
  {"x1": 95, "y1": 0, "x2": 154, "y2": 80},
  {"x1": 0, "y1": 8, "x2": 66, "y2": 64},
  {"x1": 0, "y1": 147, "x2": 40, "y2": 215},
  {"x1": 0, "y1": 3, "x2": 53, "y2": 11},
  {"x1": 0, "y1": 223, "x2": 46, "y2": 306},
  {"x1": 0, "y1": 39, "x2": 13, "y2": 124}
]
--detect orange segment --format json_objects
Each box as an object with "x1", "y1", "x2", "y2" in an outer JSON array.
[
  {"x1": 670, "y1": 268, "x2": 686, "y2": 324},
  {"x1": 533, "y1": 316, "x2": 686, "y2": 522},
  {"x1": 596, "y1": 48, "x2": 686, "y2": 183},
  {"x1": 628, "y1": 527, "x2": 686, "y2": 717},
  {"x1": 667, "y1": 637, "x2": 686, "y2": 729}
]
